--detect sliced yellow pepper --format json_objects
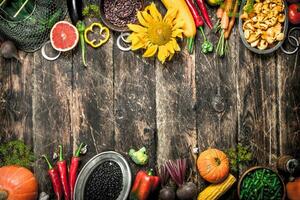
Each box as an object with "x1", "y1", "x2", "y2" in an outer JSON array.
[{"x1": 84, "y1": 22, "x2": 110, "y2": 48}]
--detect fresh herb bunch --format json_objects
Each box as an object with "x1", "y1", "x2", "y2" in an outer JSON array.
[
  {"x1": 0, "y1": 140, "x2": 35, "y2": 168},
  {"x1": 226, "y1": 144, "x2": 253, "y2": 173},
  {"x1": 82, "y1": 4, "x2": 100, "y2": 19},
  {"x1": 243, "y1": 0, "x2": 254, "y2": 13}
]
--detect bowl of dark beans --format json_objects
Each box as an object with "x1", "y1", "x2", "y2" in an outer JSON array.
[
  {"x1": 74, "y1": 151, "x2": 132, "y2": 200},
  {"x1": 100, "y1": 0, "x2": 144, "y2": 32}
]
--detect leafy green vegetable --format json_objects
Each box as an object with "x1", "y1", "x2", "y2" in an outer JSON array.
[
  {"x1": 226, "y1": 144, "x2": 253, "y2": 173},
  {"x1": 243, "y1": 0, "x2": 254, "y2": 13},
  {"x1": 82, "y1": 4, "x2": 100, "y2": 19},
  {"x1": 129, "y1": 147, "x2": 148, "y2": 165},
  {"x1": 0, "y1": 140, "x2": 35, "y2": 169}
]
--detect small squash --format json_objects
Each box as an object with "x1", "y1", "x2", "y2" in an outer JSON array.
[
  {"x1": 197, "y1": 148, "x2": 229, "y2": 183},
  {"x1": 0, "y1": 165, "x2": 38, "y2": 200},
  {"x1": 286, "y1": 177, "x2": 300, "y2": 200},
  {"x1": 197, "y1": 174, "x2": 236, "y2": 200}
]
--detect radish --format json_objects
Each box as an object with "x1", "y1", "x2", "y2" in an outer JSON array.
[
  {"x1": 166, "y1": 159, "x2": 198, "y2": 200},
  {"x1": 157, "y1": 164, "x2": 175, "y2": 200}
]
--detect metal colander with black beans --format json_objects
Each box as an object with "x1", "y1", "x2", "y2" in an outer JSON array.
[
  {"x1": 74, "y1": 151, "x2": 132, "y2": 200},
  {"x1": 84, "y1": 161, "x2": 123, "y2": 200}
]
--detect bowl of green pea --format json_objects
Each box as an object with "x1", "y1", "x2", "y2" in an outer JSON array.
[{"x1": 238, "y1": 166, "x2": 286, "y2": 200}]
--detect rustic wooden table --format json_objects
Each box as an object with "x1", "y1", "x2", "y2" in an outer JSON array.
[{"x1": 0, "y1": 0, "x2": 299, "y2": 199}]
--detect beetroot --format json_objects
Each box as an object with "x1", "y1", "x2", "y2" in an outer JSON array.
[
  {"x1": 157, "y1": 164, "x2": 176, "y2": 200},
  {"x1": 166, "y1": 159, "x2": 198, "y2": 200}
]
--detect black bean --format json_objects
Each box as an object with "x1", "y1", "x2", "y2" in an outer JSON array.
[
  {"x1": 84, "y1": 161, "x2": 123, "y2": 200},
  {"x1": 104, "y1": 0, "x2": 143, "y2": 28}
]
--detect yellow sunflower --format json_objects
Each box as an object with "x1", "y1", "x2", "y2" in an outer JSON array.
[{"x1": 127, "y1": 3, "x2": 184, "y2": 64}]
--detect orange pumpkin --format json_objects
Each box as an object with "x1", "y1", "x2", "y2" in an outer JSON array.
[
  {"x1": 286, "y1": 177, "x2": 300, "y2": 200},
  {"x1": 197, "y1": 148, "x2": 229, "y2": 183},
  {"x1": 0, "y1": 165, "x2": 38, "y2": 200}
]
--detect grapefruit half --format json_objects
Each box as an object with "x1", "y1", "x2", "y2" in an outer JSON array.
[{"x1": 50, "y1": 21, "x2": 79, "y2": 52}]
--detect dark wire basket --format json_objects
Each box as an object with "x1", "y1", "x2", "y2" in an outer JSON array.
[{"x1": 0, "y1": 0, "x2": 67, "y2": 52}]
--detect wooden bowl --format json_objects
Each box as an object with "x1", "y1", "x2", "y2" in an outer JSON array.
[
  {"x1": 99, "y1": 0, "x2": 144, "y2": 32},
  {"x1": 237, "y1": 166, "x2": 286, "y2": 200}
]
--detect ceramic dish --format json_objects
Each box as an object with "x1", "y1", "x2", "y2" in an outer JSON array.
[
  {"x1": 237, "y1": 166, "x2": 286, "y2": 200},
  {"x1": 238, "y1": 0, "x2": 288, "y2": 54},
  {"x1": 74, "y1": 151, "x2": 132, "y2": 200},
  {"x1": 99, "y1": 0, "x2": 144, "y2": 32}
]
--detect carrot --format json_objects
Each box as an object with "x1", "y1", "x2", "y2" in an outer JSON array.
[
  {"x1": 216, "y1": 7, "x2": 224, "y2": 19},
  {"x1": 161, "y1": 0, "x2": 196, "y2": 38},
  {"x1": 220, "y1": 0, "x2": 233, "y2": 29},
  {"x1": 220, "y1": 11, "x2": 229, "y2": 29},
  {"x1": 224, "y1": 0, "x2": 239, "y2": 39}
]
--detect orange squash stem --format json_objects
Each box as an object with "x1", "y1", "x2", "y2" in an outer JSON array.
[{"x1": 0, "y1": 189, "x2": 8, "y2": 200}]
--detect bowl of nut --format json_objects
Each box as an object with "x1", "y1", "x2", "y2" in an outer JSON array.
[{"x1": 238, "y1": 0, "x2": 288, "y2": 54}]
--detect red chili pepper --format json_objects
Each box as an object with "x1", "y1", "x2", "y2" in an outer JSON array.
[
  {"x1": 130, "y1": 169, "x2": 160, "y2": 200},
  {"x1": 57, "y1": 145, "x2": 71, "y2": 200},
  {"x1": 185, "y1": 0, "x2": 205, "y2": 53},
  {"x1": 69, "y1": 143, "x2": 84, "y2": 200},
  {"x1": 195, "y1": 0, "x2": 213, "y2": 29},
  {"x1": 185, "y1": 0, "x2": 204, "y2": 28},
  {"x1": 43, "y1": 155, "x2": 63, "y2": 200}
]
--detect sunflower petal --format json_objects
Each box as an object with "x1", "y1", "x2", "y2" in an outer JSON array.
[
  {"x1": 172, "y1": 29, "x2": 183, "y2": 38},
  {"x1": 158, "y1": 46, "x2": 169, "y2": 64},
  {"x1": 141, "y1": 11, "x2": 154, "y2": 24},
  {"x1": 165, "y1": 42, "x2": 175, "y2": 54},
  {"x1": 128, "y1": 24, "x2": 147, "y2": 33},
  {"x1": 149, "y1": 3, "x2": 162, "y2": 21},
  {"x1": 171, "y1": 38, "x2": 181, "y2": 51},
  {"x1": 143, "y1": 45, "x2": 158, "y2": 57},
  {"x1": 168, "y1": 53, "x2": 174, "y2": 61},
  {"x1": 137, "y1": 11, "x2": 149, "y2": 27},
  {"x1": 131, "y1": 41, "x2": 146, "y2": 51}
]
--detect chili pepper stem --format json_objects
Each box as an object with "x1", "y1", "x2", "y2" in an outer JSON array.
[
  {"x1": 59, "y1": 145, "x2": 63, "y2": 161},
  {"x1": 187, "y1": 37, "x2": 194, "y2": 54},
  {"x1": 43, "y1": 155, "x2": 53, "y2": 169},
  {"x1": 75, "y1": 143, "x2": 84, "y2": 157}
]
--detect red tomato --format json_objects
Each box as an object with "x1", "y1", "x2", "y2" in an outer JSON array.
[{"x1": 288, "y1": 4, "x2": 300, "y2": 25}]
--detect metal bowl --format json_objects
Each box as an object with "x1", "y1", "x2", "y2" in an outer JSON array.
[
  {"x1": 238, "y1": 0, "x2": 288, "y2": 54},
  {"x1": 99, "y1": 0, "x2": 144, "y2": 32},
  {"x1": 237, "y1": 166, "x2": 286, "y2": 200},
  {"x1": 74, "y1": 151, "x2": 132, "y2": 200}
]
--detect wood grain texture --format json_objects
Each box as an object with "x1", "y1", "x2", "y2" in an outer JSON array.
[
  {"x1": 71, "y1": 17, "x2": 115, "y2": 163},
  {"x1": 113, "y1": 35, "x2": 157, "y2": 174},
  {"x1": 0, "y1": 1, "x2": 299, "y2": 199},
  {"x1": 277, "y1": 49, "x2": 300, "y2": 157},
  {"x1": 0, "y1": 53, "x2": 34, "y2": 145},
  {"x1": 154, "y1": 1, "x2": 197, "y2": 180},
  {"x1": 31, "y1": 51, "x2": 73, "y2": 196}
]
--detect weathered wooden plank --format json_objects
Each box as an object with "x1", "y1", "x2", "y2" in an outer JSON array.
[
  {"x1": 237, "y1": 49, "x2": 279, "y2": 167},
  {"x1": 32, "y1": 51, "x2": 73, "y2": 196},
  {"x1": 113, "y1": 35, "x2": 157, "y2": 175},
  {"x1": 153, "y1": 0, "x2": 197, "y2": 173},
  {"x1": 277, "y1": 49, "x2": 300, "y2": 157},
  {"x1": 0, "y1": 54, "x2": 33, "y2": 144},
  {"x1": 155, "y1": 54, "x2": 197, "y2": 163},
  {"x1": 71, "y1": 17, "x2": 115, "y2": 163},
  {"x1": 194, "y1": 10, "x2": 239, "y2": 197},
  {"x1": 195, "y1": 13, "x2": 238, "y2": 150}
]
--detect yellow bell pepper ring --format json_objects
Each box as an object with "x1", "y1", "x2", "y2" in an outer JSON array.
[{"x1": 84, "y1": 22, "x2": 110, "y2": 48}]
